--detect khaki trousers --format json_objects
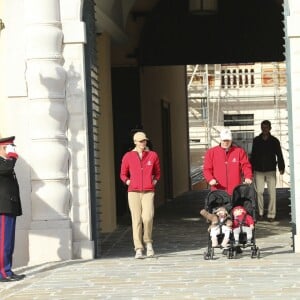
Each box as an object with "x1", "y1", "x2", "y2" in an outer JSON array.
[
  {"x1": 254, "y1": 171, "x2": 276, "y2": 218},
  {"x1": 128, "y1": 191, "x2": 154, "y2": 250}
]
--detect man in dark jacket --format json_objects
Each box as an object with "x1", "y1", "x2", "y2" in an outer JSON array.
[
  {"x1": 250, "y1": 120, "x2": 285, "y2": 222},
  {"x1": 0, "y1": 136, "x2": 25, "y2": 282}
]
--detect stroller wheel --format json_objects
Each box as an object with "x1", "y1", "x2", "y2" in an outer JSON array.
[
  {"x1": 251, "y1": 246, "x2": 260, "y2": 259},
  {"x1": 256, "y1": 248, "x2": 261, "y2": 259},
  {"x1": 204, "y1": 252, "x2": 210, "y2": 260},
  {"x1": 227, "y1": 248, "x2": 234, "y2": 259},
  {"x1": 204, "y1": 248, "x2": 214, "y2": 260},
  {"x1": 204, "y1": 253, "x2": 213, "y2": 260}
]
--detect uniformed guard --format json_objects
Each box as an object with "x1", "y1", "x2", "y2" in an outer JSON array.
[{"x1": 0, "y1": 136, "x2": 25, "y2": 282}]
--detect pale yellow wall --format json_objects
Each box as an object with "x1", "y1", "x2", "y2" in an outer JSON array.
[
  {"x1": 97, "y1": 33, "x2": 117, "y2": 233},
  {"x1": 140, "y1": 66, "x2": 190, "y2": 201}
]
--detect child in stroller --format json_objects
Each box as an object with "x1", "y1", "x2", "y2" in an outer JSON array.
[
  {"x1": 200, "y1": 206, "x2": 232, "y2": 248},
  {"x1": 232, "y1": 205, "x2": 254, "y2": 246},
  {"x1": 200, "y1": 190, "x2": 235, "y2": 259},
  {"x1": 231, "y1": 184, "x2": 260, "y2": 258}
]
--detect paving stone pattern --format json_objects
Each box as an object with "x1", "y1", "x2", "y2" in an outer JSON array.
[{"x1": 1, "y1": 189, "x2": 299, "y2": 299}]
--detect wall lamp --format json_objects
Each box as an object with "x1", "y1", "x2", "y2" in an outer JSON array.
[
  {"x1": 0, "y1": 19, "x2": 5, "y2": 30},
  {"x1": 189, "y1": 0, "x2": 218, "y2": 15}
]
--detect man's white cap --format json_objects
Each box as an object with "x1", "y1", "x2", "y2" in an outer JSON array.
[{"x1": 220, "y1": 128, "x2": 232, "y2": 140}]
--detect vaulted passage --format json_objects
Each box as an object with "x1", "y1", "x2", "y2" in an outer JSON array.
[{"x1": 138, "y1": 0, "x2": 284, "y2": 65}]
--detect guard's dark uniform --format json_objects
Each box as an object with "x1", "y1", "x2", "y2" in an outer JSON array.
[{"x1": 0, "y1": 136, "x2": 22, "y2": 280}]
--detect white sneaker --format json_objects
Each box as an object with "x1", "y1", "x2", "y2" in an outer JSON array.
[
  {"x1": 146, "y1": 243, "x2": 155, "y2": 257},
  {"x1": 135, "y1": 249, "x2": 143, "y2": 259}
]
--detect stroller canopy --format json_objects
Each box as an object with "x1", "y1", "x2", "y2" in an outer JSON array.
[
  {"x1": 231, "y1": 184, "x2": 257, "y2": 216},
  {"x1": 205, "y1": 190, "x2": 232, "y2": 213}
]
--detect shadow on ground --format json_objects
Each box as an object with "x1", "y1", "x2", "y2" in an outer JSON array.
[{"x1": 100, "y1": 188, "x2": 292, "y2": 258}]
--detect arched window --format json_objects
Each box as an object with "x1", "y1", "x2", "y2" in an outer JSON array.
[
  {"x1": 239, "y1": 69, "x2": 243, "y2": 87},
  {"x1": 226, "y1": 70, "x2": 231, "y2": 86},
  {"x1": 250, "y1": 69, "x2": 255, "y2": 86},
  {"x1": 245, "y1": 69, "x2": 249, "y2": 87},
  {"x1": 221, "y1": 70, "x2": 225, "y2": 87},
  {"x1": 232, "y1": 69, "x2": 237, "y2": 87}
]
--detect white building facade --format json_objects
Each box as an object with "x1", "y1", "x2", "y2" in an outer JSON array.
[{"x1": 0, "y1": 0, "x2": 300, "y2": 267}]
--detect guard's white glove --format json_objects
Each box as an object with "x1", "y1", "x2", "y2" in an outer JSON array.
[{"x1": 5, "y1": 144, "x2": 16, "y2": 154}]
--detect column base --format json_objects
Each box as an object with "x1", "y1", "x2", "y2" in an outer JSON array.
[
  {"x1": 28, "y1": 219, "x2": 72, "y2": 265},
  {"x1": 293, "y1": 233, "x2": 300, "y2": 253},
  {"x1": 73, "y1": 240, "x2": 94, "y2": 259}
]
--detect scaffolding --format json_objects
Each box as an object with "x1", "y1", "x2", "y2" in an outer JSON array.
[{"x1": 187, "y1": 62, "x2": 289, "y2": 187}]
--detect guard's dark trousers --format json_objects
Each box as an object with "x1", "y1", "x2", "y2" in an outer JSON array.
[{"x1": 0, "y1": 214, "x2": 16, "y2": 279}]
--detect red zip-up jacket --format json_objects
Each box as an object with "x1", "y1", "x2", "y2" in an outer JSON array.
[
  {"x1": 232, "y1": 213, "x2": 255, "y2": 229},
  {"x1": 120, "y1": 149, "x2": 160, "y2": 192},
  {"x1": 203, "y1": 144, "x2": 252, "y2": 195}
]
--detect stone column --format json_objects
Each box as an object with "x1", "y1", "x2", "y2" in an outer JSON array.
[
  {"x1": 24, "y1": 0, "x2": 72, "y2": 263},
  {"x1": 60, "y1": 0, "x2": 95, "y2": 259}
]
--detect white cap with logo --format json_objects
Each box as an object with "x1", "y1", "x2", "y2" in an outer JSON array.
[{"x1": 220, "y1": 128, "x2": 232, "y2": 141}]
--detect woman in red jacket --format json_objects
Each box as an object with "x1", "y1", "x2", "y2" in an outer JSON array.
[
  {"x1": 203, "y1": 128, "x2": 252, "y2": 196},
  {"x1": 120, "y1": 132, "x2": 160, "y2": 259}
]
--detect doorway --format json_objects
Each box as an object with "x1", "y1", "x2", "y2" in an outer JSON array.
[{"x1": 161, "y1": 99, "x2": 173, "y2": 201}]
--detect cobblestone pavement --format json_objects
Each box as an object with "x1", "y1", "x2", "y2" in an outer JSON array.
[{"x1": 1, "y1": 189, "x2": 299, "y2": 300}]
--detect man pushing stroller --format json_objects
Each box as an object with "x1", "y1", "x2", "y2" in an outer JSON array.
[{"x1": 203, "y1": 128, "x2": 252, "y2": 196}]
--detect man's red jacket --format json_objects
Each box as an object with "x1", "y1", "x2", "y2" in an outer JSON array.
[
  {"x1": 203, "y1": 145, "x2": 252, "y2": 195},
  {"x1": 120, "y1": 150, "x2": 160, "y2": 192}
]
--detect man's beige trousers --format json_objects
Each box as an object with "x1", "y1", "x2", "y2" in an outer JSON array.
[
  {"x1": 254, "y1": 171, "x2": 276, "y2": 218},
  {"x1": 128, "y1": 191, "x2": 154, "y2": 250}
]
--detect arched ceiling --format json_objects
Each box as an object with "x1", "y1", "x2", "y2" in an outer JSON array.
[
  {"x1": 95, "y1": 0, "x2": 285, "y2": 66},
  {"x1": 95, "y1": 0, "x2": 159, "y2": 44}
]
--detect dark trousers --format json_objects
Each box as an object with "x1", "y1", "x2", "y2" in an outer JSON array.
[{"x1": 0, "y1": 214, "x2": 16, "y2": 278}]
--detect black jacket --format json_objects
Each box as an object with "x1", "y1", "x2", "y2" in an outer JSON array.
[
  {"x1": 250, "y1": 133, "x2": 285, "y2": 173},
  {"x1": 0, "y1": 157, "x2": 22, "y2": 216}
]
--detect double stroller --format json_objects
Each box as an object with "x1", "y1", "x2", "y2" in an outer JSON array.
[{"x1": 202, "y1": 184, "x2": 260, "y2": 260}]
